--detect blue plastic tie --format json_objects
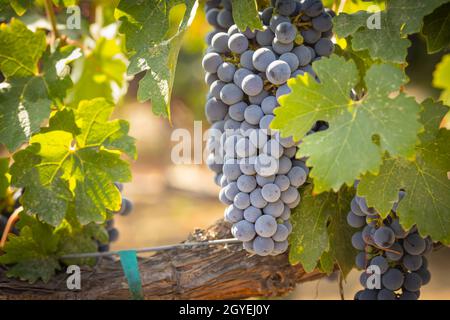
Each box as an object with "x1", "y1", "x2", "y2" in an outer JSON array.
[{"x1": 118, "y1": 250, "x2": 144, "y2": 300}]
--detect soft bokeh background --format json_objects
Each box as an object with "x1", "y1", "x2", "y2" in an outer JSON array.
[{"x1": 108, "y1": 6, "x2": 450, "y2": 300}]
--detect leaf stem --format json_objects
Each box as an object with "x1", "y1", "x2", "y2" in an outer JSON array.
[{"x1": 44, "y1": 0, "x2": 59, "y2": 43}]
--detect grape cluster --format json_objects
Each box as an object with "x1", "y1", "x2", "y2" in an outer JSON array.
[
  {"x1": 98, "y1": 182, "x2": 133, "y2": 252},
  {"x1": 348, "y1": 190, "x2": 433, "y2": 300},
  {"x1": 203, "y1": 0, "x2": 334, "y2": 256}
]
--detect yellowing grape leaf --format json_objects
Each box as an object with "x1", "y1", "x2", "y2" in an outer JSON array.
[
  {"x1": 289, "y1": 185, "x2": 357, "y2": 276},
  {"x1": 115, "y1": 0, "x2": 198, "y2": 118},
  {"x1": 358, "y1": 100, "x2": 450, "y2": 244},
  {"x1": 272, "y1": 55, "x2": 422, "y2": 194},
  {"x1": 334, "y1": 0, "x2": 450, "y2": 62},
  {"x1": 10, "y1": 98, "x2": 136, "y2": 226},
  {"x1": 433, "y1": 54, "x2": 450, "y2": 106}
]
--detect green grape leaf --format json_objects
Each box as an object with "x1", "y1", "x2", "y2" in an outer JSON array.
[
  {"x1": 289, "y1": 185, "x2": 357, "y2": 276},
  {"x1": 0, "y1": 19, "x2": 46, "y2": 77},
  {"x1": 0, "y1": 157, "x2": 8, "y2": 198},
  {"x1": 272, "y1": 55, "x2": 422, "y2": 194},
  {"x1": 9, "y1": 0, "x2": 32, "y2": 16},
  {"x1": 10, "y1": 98, "x2": 136, "y2": 226},
  {"x1": 115, "y1": 0, "x2": 198, "y2": 118},
  {"x1": 433, "y1": 54, "x2": 450, "y2": 106},
  {"x1": 0, "y1": 20, "x2": 81, "y2": 151},
  {"x1": 334, "y1": 0, "x2": 450, "y2": 62},
  {"x1": 0, "y1": 211, "x2": 106, "y2": 283},
  {"x1": 422, "y1": 2, "x2": 450, "y2": 54},
  {"x1": 319, "y1": 250, "x2": 335, "y2": 275},
  {"x1": 0, "y1": 77, "x2": 52, "y2": 151},
  {"x1": 358, "y1": 100, "x2": 450, "y2": 244},
  {"x1": 231, "y1": 0, "x2": 263, "y2": 31},
  {"x1": 70, "y1": 37, "x2": 127, "y2": 105},
  {"x1": 0, "y1": 212, "x2": 61, "y2": 283}
]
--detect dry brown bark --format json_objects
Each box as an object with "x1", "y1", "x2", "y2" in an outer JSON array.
[{"x1": 0, "y1": 220, "x2": 326, "y2": 300}]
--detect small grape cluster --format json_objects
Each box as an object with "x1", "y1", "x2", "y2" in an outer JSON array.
[
  {"x1": 203, "y1": 0, "x2": 334, "y2": 256},
  {"x1": 348, "y1": 190, "x2": 433, "y2": 300},
  {"x1": 97, "y1": 182, "x2": 133, "y2": 252}
]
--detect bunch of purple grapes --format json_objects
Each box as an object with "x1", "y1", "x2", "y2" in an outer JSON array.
[
  {"x1": 348, "y1": 190, "x2": 433, "y2": 300},
  {"x1": 98, "y1": 182, "x2": 133, "y2": 252},
  {"x1": 203, "y1": 0, "x2": 334, "y2": 256}
]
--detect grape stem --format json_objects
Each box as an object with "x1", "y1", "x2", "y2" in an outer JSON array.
[
  {"x1": 44, "y1": 0, "x2": 59, "y2": 43},
  {"x1": 0, "y1": 207, "x2": 21, "y2": 249}
]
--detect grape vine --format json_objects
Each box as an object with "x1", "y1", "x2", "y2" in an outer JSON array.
[{"x1": 0, "y1": 0, "x2": 448, "y2": 301}]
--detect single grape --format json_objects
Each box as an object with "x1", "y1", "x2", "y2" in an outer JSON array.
[
  {"x1": 228, "y1": 101, "x2": 247, "y2": 122},
  {"x1": 228, "y1": 33, "x2": 249, "y2": 54},
  {"x1": 255, "y1": 215, "x2": 278, "y2": 237},
  {"x1": 347, "y1": 211, "x2": 366, "y2": 228},
  {"x1": 382, "y1": 268, "x2": 404, "y2": 291},
  {"x1": 314, "y1": 38, "x2": 334, "y2": 56},
  {"x1": 301, "y1": 29, "x2": 321, "y2": 44},
  {"x1": 239, "y1": 156, "x2": 257, "y2": 175},
  {"x1": 385, "y1": 242, "x2": 404, "y2": 262},
  {"x1": 261, "y1": 96, "x2": 279, "y2": 115},
  {"x1": 370, "y1": 256, "x2": 389, "y2": 274},
  {"x1": 403, "y1": 233, "x2": 426, "y2": 255},
  {"x1": 272, "y1": 240, "x2": 289, "y2": 255},
  {"x1": 263, "y1": 200, "x2": 285, "y2": 217},
  {"x1": 243, "y1": 206, "x2": 262, "y2": 223},
  {"x1": 236, "y1": 137, "x2": 258, "y2": 158},
  {"x1": 249, "y1": 90, "x2": 269, "y2": 105},
  {"x1": 223, "y1": 159, "x2": 242, "y2": 181},
  {"x1": 241, "y1": 74, "x2": 264, "y2": 96},
  {"x1": 220, "y1": 83, "x2": 244, "y2": 105},
  {"x1": 205, "y1": 97, "x2": 228, "y2": 123},
  {"x1": 249, "y1": 187, "x2": 268, "y2": 209},
  {"x1": 304, "y1": 0, "x2": 324, "y2": 17},
  {"x1": 108, "y1": 228, "x2": 119, "y2": 242},
  {"x1": 217, "y1": 9, "x2": 234, "y2": 29},
  {"x1": 280, "y1": 204, "x2": 291, "y2": 220},
  {"x1": 403, "y1": 254, "x2": 423, "y2": 271},
  {"x1": 219, "y1": 188, "x2": 233, "y2": 204},
  {"x1": 202, "y1": 52, "x2": 223, "y2": 73},
  {"x1": 255, "y1": 26, "x2": 275, "y2": 46},
  {"x1": 253, "y1": 236, "x2": 275, "y2": 256},
  {"x1": 233, "y1": 68, "x2": 253, "y2": 88},
  {"x1": 279, "y1": 52, "x2": 299, "y2": 72},
  {"x1": 275, "y1": 0, "x2": 297, "y2": 16},
  {"x1": 255, "y1": 153, "x2": 279, "y2": 177},
  {"x1": 269, "y1": 14, "x2": 290, "y2": 32},
  {"x1": 277, "y1": 157, "x2": 292, "y2": 175},
  {"x1": 205, "y1": 8, "x2": 220, "y2": 27},
  {"x1": 351, "y1": 232, "x2": 365, "y2": 250},
  {"x1": 240, "y1": 50, "x2": 255, "y2": 70},
  {"x1": 231, "y1": 220, "x2": 256, "y2": 241},
  {"x1": 244, "y1": 104, "x2": 265, "y2": 125},
  {"x1": 312, "y1": 12, "x2": 333, "y2": 32},
  {"x1": 237, "y1": 174, "x2": 257, "y2": 193},
  {"x1": 217, "y1": 62, "x2": 236, "y2": 82},
  {"x1": 398, "y1": 290, "x2": 419, "y2": 300},
  {"x1": 263, "y1": 139, "x2": 284, "y2": 159},
  {"x1": 403, "y1": 272, "x2": 423, "y2": 292},
  {"x1": 355, "y1": 252, "x2": 367, "y2": 269},
  {"x1": 373, "y1": 226, "x2": 395, "y2": 248},
  {"x1": 261, "y1": 183, "x2": 281, "y2": 202},
  {"x1": 234, "y1": 192, "x2": 251, "y2": 210},
  {"x1": 275, "y1": 22, "x2": 297, "y2": 44},
  {"x1": 252, "y1": 48, "x2": 276, "y2": 72},
  {"x1": 272, "y1": 37, "x2": 294, "y2": 54},
  {"x1": 261, "y1": 7, "x2": 274, "y2": 26},
  {"x1": 211, "y1": 32, "x2": 230, "y2": 53},
  {"x1": 255, "y1": 174, "x2": 276, "y2": 187},
  {"x1": 287, "y1": 166, "x2": 307, "y2": 187},
  {"x1": 266, "y1": 60, "x2": 291, "y2": 85}
]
